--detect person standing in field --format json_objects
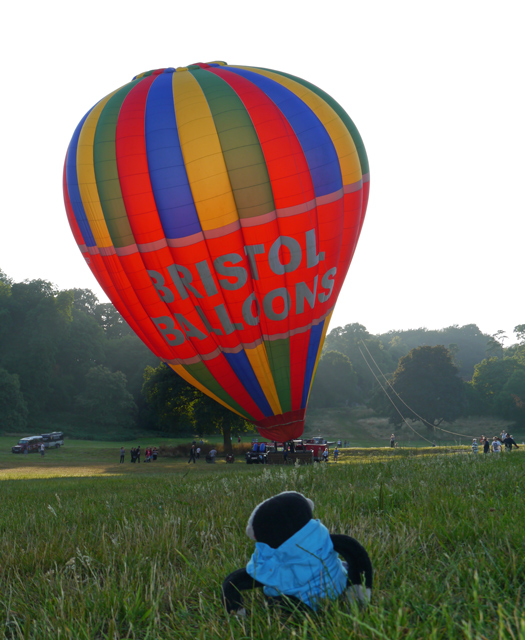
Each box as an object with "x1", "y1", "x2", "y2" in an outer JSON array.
[
  {"x1": 471, "y1": 439, "x2": 479, "y2": 454},
  {"x1": 40, "y1": 443, "x2": 45, "y2": 456},
  {"x1": 333, "y1": 447, "x2": 339, "y2": 462},
  {"x1": 483, "y1": 438, "x2": 490, "y2": 454},
  {"x1": 196, "y1": 447, "x2": 201, "y2": 459},
  {"x1": 491, "y1": 437, "x2": 502, "y2": 453},
  {"x1": 322, "y1": 447, "x2": 329, "y2": 463},
  {"x1": 209, "y1": 447, "x2": 217, "y2": 463},
  {"x1": 503, "y1": 434, "x2": 519, "y2": 451},
  {"x1": 120, "y1": 447, "x2": 125, "y2": 463},
  {"x1": 152, "y1": 447, "x2": 158, "y2": 461},
  {"x1": 188, "y1": 445, "x2": 197, "y2": 464},
  {"x1": 390, "y1": 434, "x2": 395, "y2": 448},
  {"x1": 136, "y1": 446, "x2": 141, "y2": 463}
]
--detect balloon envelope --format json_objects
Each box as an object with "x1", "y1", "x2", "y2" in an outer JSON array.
[{"x1": 63, "y1": 62, "x2": 369, "y2": 441}]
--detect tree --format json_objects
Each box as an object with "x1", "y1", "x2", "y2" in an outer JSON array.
[
  {"x1": 75, "y1": 365, "x2": 137, "y2": 428},
  {"x1": 0, "y1": 269, "x2": 12, "y2": 299},
  {"x1": 471, "y1": 357, "x2": 525, "y2": 414},
  {"x1": 70, "y1": 288, "x2": 99, "y2": 316},
  {"x1": 105, "y1": 335, "x2": 159, "y2": 402},
  {"x1": 141, "y1": 364, "x2": 197, "y2": 433},
  {"x1": 94, "y1": 303, "x2": 133, "y2": 339},
  {"x1": 54, "y1": 309, "x2": 106, "y2": 405},
  {"x1": 495, "y1": 370, "x2": 525, "y2": 425},
  {"x1": 513, "y1": 325, "x2": 525, "y2": 345},
  {"x1": 0, "y1": 367, "x2": 28, "y2": 432},
  {"x1": 309, "y1": 351, "x2": 358, "y2": 408},
  {"x1": 486, "y1": 330, "x2": 507, "y2": 359},
  {"x1": 380, "y1": 346, "x2": 465, "y2": 429},
  {"x1": 0, "y1": 280, "x2": 74, "y2": 413},
  {"x1": 192, "y1": 392, "x2": 251, "y2": 452},
  {"x1": 323, "y1": 323, "x2": 396, "y2": 399},
  {"x1": 378, "y1": 324, "x2": 493, "y2": 380},
  {"x1": 142, "y1": 364, "x2": 251, "y2": 449}
]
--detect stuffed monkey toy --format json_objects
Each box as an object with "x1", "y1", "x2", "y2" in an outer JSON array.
[{"x1": 222, "y1": 491, "x2": 373, "y2": 614}]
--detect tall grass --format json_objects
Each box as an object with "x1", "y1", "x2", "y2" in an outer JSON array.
[{"x1": 0, "y1": 449, "x2": 523, "y2": 639}]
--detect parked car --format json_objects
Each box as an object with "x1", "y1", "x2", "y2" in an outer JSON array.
[
  {"x1": 41, "y1": 432, "x2": 64, "y2": 448},
  {"x1": 12, "y1": 436, "x2": 44, "y2": 454}
]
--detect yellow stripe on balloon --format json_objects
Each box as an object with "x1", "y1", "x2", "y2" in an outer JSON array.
[
  {"x1": 244, "y1": 343, "x2": 283, "y2": 416},
  {"x1": 306, "y1": 310, "x2": 333, "y2": 404},
  {"x1": 167, "y1": 363, "x2": 245, "y2": 418},
  {"x1": 235, "y1": 67, "x2": 362, "y2": 187},
  {"x1": 171, "y1": 70, "x2": 239, "y2": 232},
  {"x1": 76, "y1": 91, "x2": 119, "y2": 249}
]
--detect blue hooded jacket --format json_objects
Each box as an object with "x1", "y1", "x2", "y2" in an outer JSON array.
[{"x1": 246, "y1": 519, "x2": 347, "y2": 610}]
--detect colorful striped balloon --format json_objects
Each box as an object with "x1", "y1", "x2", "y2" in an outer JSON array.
[{"x1": 63, "y1": 62, "x2": 369, "y2": 442}]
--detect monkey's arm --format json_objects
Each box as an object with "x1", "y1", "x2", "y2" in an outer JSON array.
[
  {"x1": 222, "y1": 568, "x2": 265, "y2": 614},
  {"x1": 330, "y1": 534, "x2": 373, "y2": 604}
]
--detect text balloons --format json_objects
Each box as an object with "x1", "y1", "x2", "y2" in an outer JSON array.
[{"x1": 63, "y1": 62, "x2": 369, "y2": 442}]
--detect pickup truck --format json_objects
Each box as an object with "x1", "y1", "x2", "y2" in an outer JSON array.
[{"x1": 12, "y1": 436, "x2": 44, "y2": 454}]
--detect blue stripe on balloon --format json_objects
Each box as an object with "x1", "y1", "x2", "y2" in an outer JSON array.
[
  {"x1": 226, "y1": 67, "x2": 342, "y2": 198},
  {"x1": 145, "y1": 72, "x2": 203, "y2": 239},
  {"x1": 223, "y1": 351, "x2": 274, "y2": 418},
  {"x1": 301, "y1": 320, "x2": 325, "y2": 408},
  {"x1": 66, "y1": 109, "x2": 97, "y2": 247}
]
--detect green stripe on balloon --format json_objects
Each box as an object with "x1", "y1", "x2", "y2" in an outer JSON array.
[
  {"x1": 189, "y1": 67, "x2": 275, "y2": 220},
  {"x1": 93, "y1": 82, "x2": 140, "y2": 248},
  {"x1": 183, "y1": 360, "x2": 253, "y2": 421},
  {"x1": 263, "y1": 338, "x2": 292, "y2": 414}
]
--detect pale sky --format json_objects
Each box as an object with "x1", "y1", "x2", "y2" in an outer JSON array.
[{"x1": 2, "y1": 0, "x2": 523, "y2": 345}]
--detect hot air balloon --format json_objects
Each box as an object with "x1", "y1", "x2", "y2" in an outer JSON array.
[{"x1": 63, "y1": 62, "x2": 369, "y2": 442}]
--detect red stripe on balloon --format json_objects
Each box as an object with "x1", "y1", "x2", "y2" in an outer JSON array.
[
  {"x1": 116, "y1": 74, "x2": 166, "y2": 246},
  {"x1": 255, "y1": 409, "x2": 306, "y2": 442},
  {"x1": 289, "y1": 329, "x2": 311, "y2": 412},
  {"x1": 63, "y1": 156, "x2": 164, "y2": 357}
]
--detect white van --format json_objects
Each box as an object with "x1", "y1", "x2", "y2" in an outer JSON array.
[{"x1": 41, "y1": 432, "x2": 64, "y2": 448}]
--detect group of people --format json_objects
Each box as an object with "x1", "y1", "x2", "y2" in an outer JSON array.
[
  {"x1": 472, "y1": 432, "x2": 519, "y2": 454},
  {"x1": 188, "y1": 442, "x2": 217, "y2": 463},
  {"x1": 188, "y1": 444, "x2": 201, "y2": 463},
  {"x1": 120, "y1": 446, "x2": 158, "y2": 463},
  {"x1": 321, "y1": 447, "x2": 339, "y2": 462}
]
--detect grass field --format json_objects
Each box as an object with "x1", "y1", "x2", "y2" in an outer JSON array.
[{"x1": 0, "y1": 438, "x2": 523, "y2": 639}]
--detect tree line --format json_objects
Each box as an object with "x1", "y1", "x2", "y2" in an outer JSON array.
[
  {"x1": 309, "y1": 322, "x2": 525, "y2": 429},
  {"x1": 0, "y1": 271, "x2": 248, "y2": 446},
  {"x1": 1, "y1": 269, "x2": 524, "y2": 442}
]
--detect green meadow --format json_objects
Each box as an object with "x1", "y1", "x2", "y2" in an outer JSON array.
[{"x1": 0, "y1": 439, "x2": 523, "y2": 639}]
